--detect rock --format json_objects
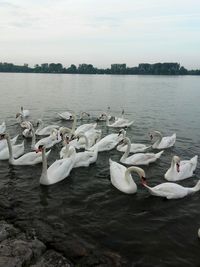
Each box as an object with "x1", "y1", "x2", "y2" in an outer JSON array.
[
  {"x1": 31, "y1": 250, "x2": 73, "y2": 267},
  {"x1": 0, "y1": 221, "x2": 19, "y2": 242}
]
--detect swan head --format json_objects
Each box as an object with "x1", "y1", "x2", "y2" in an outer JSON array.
[
  {"x1": 0, "y1": 133, "x2": 6, "y2": 140},
  {"x1": 36, "y1": 119, "x2": 43, "y2": 127},
  {"x1": 35, "y1": 144, "x2": 45, "y2": 153},
  {"x1": 149, "y1": 130, "x2": 162, "y2": 140},
  {"x1": 16, "y1": 112, "x2": 22, "y2": 118},
  {"x1": 172, "y1": 156, "x2": 180, "y2": 172},
  {"x1": 118, "y1": 129, "x2": 126, "y2": 137}
]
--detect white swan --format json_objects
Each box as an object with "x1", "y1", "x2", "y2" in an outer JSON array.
[
  {"x1": 89, "y1": 129, "x2": 126, "y2": 152},
  {"x1": 164, "y1": 155, "x2": 198, "y2": 181},
  {"x1": 0, "y1": 135, "x2": 24, "y2": 160},
  {"x1": 34, "y1": 129, "x2": 62, "y2": 149},
  {"x1": 57, "y1": 111, "x2": 73, "y2": 121},
  {"x1": 0, "y1": 122, "x2": 6, "y2": 134},
  {"x1": 117, "y1": 137, "x2": 151, "y2": 153},
  {"x1": 0, "y1": 134, "x2": 18, "y2": 151},
  {"x1": 20, "y1": 106, "x2": 30, "y2": 117},
  {"x1": 35, "y1": 119, "x2": 59, "y2": 136},
  {"x1": 57, "y1": 111, "x2": 90, "y2": 121},
  {"x1": 21, "y1": 121, "x2": 33, "y2": 138},
  {"x1": 60, "y1": 135, "x2": 98, "y2": 168},
  {"x1": 141, "y1": 175, "x2": 200, "y2": 199},
  {"x1": 120, "y1": 137, "x2": 164, "y2": 165},
  {"x1": 97, "y1": 107, "x2": 116, "y2": 121},
  {"x1": 2, "y1": 133, "x2": 50, "y2": 165},
  {"x1": 37, "y1": 145, "x2": 76, "y2": 185},
  {"x1": 68, "y1": 129, "x2": 101, "y2": 149},
  {"x1": 109, "y1": 159, "x2": 145, "y2": 194},
  {"x1": 102, "y1": 113, "x2": 134, "y2": 128},
  {"x1": 60, "y1": 113, "x2": 97, "y2": 138},
  {"x1": 150, "y1": 131, "x2": 176, "y2": 149},
  {"x1": 16, "y1": 113, "x2": 27, "y2": 128}
]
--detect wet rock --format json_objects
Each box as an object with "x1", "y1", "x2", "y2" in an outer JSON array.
[
  {"x1": 31, "y1": 250, "x2": 73, "y2": 267},
  {"x1": 78, "y1": 250, "x2": 126, "y2": 267},
  {"x1": 0, "y1": 220, "x2": 19, "y2": 241}
]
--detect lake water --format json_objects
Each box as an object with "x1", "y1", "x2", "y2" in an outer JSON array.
[{"x1": 0, "y1": 73, "x2": 200, "y2": 266}]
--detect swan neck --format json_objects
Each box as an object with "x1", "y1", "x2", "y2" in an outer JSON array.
[
  {"x1": 122, "y1": 138, "x2": 131, "y2": 160},
  {"x1": 40, "y1": 148, "x2": 48, "y2": 183},
  {"x1": 6, "y1": 134, "x2": 14, "y2": 163},
  {"x1": 154, "y1": 132, "x2": 162, "y2": 145},
  {"x1": 70, "y1": 113, "x2": 77, "y2": 137},
  {"x1": 31, "y1": 127, "x2": 36, "y2": 149},
  {"x1": 105, "y1": 113, "x2": 110, "y2": 126}
]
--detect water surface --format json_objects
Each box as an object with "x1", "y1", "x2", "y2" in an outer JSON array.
[{"x1": 0, "y1": 73, "x2": 200, "y2": 266}]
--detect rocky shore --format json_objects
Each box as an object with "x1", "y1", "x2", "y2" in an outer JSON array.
[{"x1": 0, "y1": 220, "x2": 127, "y2": 267}]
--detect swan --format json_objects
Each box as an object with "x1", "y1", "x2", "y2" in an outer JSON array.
[
  {"x1": 34, "y1": 129, "x2": 62, "y2": 149},
  {"x1": 97, "y1": 107, "x2": 116, "y2": 121},
  {"x1": 68, "y1": 129, "x2": 101, "y2": 149},
  {"x1": 35, "y1": 119, "x2": 59, "y2": 136},
  {"x1": 37, "y1": 144, "x2": 76, "y2": 185},
  {"x1": 1, "y1": 133, "x2": 50, "y2": 165},
  {"x1": 0, "y1": 122, "x2": 6, "y2": 134},
  {"x1": 60, "y1": 113, "x2": 97, "y2": 139},
  {"x1": 102, "y1": 113, "x2": 134, "y2": 128},
  {"x1": 164, "y1": 155, "x2": 198, "y2": 181},
  {"x1": 16, "y1": 113, "x2": 27, "y2": 128},
  {"x1": 120, "y1": 137, "x2": 164, "y2": 165},
  {"x1": 60, "y1": 135, "x2": 98, "y2": 168},
  {"x1": 57, "y1": 110, "x2": 73, "y2": 121},
  {"x1": 20, "y1": 106, "x2": 30, "y2": 117},
  {"x1": 57, "y1": 111, "x2": 90, "y2": 121},
  {"x1": 89, "y1": 129, "x2": 126, "y2": 152},
  {"x1": 150, "y1": 131, "x2": 176, "y2": 149},
  {"x1": 0, "y1": 135, "x2": 24, "y2": 160},
  {"x1": 21, "y1": 121, "x2": 33, "y2": 138},
  {"x1": 109, "y1": 159, "x2": 145, "y2": 194},
  {"x1": 117, "y1": 136, "x2": 151, "y2": 153},
  {"x1": 0, "y1": 134, "x2": 18, "y2": 151},
  {"x1": 141, "y1": 175, "x2": 200, "y2": 199}
]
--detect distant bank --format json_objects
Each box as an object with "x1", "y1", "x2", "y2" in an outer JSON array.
[{"x1": 0, "y1": 62, "x2": 200, "y2": 75}]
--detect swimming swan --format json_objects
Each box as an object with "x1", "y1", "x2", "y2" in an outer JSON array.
[
  {"x1": 89, "y1": 129, "x2": 126, "y2": 152},
  {"x1": 109, "y1": 159, "x2": 145, "y2": 194},
  {"x1": 164, "y1": 155, "x2": 198, "y2": 181},
  {"x1": 150, "y1": 131, "x2": 176, "y2": 149},
  {"x1": 1, "y1": 133, "x2": 50, "y2": 165},
  {"x1": 117, "y1": 136, "x2": 151, "y2": 153},
  {"x1": 0, "y1": 136, "x2": 24, "y2": 160},
  {"x1": 142, "y1": 175, "x2": 200, "y2": 199},
  {"x1": 0, "y1": 134, "x2": 18, "y2": 151},
  {"x1": 35, "y1": 119, "x2": 59, "y2": 136},
  {"x1": 34, "y1": 129, "x2": 62, "y2": 149},
  {"x1": 102, "y1": 113, "x2": 134, "y2": 128},
  {"x1": 60, "y1": 135, "x2": 98, "y2": 168},
  {"x1": 37, "y1": 145, "x2": 76, "y2": 185},
  {"x1": 120, "y1": 137, "x2": 164, "y2": 165}
]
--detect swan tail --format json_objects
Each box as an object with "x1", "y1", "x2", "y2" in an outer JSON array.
[
  {"x1": 155, "y1": 150, "x2": 164, "y2": 158},
  {"x1": 193, "y1": 179, "x2": 200, "y2": 192},
  {"x1": 190, "y1": 155, "x2": 198, "y2": 170}
]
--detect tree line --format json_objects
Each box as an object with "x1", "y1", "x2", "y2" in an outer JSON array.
[{"x1": 0, "y1": 62, "x2": 200, "y2": 75}]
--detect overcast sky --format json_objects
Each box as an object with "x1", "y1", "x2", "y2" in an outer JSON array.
[{"x1": 0, "y1": 0, "x2": 200, "y2": 69}]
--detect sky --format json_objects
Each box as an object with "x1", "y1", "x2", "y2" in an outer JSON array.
[{"x1": 0, "y1": 0, "x2": 200, "y2": 69}]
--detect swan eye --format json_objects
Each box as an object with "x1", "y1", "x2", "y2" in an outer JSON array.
[
  {"x1": 0, "y1": 134, "x2": 5, "y2": 140},
  {"x1": 176, "y1": 163, "x2": 180, "y2": 172}
]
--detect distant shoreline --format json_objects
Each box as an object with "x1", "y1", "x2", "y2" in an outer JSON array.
[{"x1": 0, "y1": 62, "x2": 200, "y2": 75}]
